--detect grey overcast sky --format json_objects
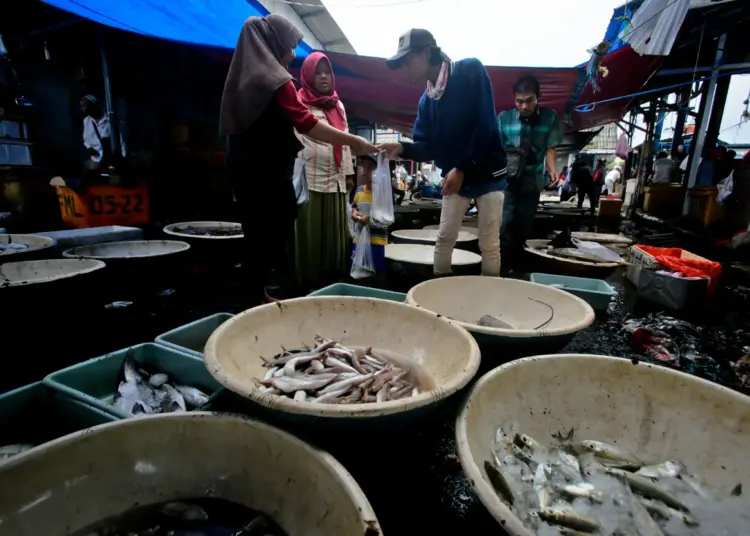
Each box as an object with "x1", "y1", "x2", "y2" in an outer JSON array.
[{"x1": 322, "y1": 0, "x2": 749, "y2": 144}]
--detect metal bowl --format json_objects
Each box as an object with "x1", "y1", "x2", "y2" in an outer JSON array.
[
  {"x1": 163, "y1": 221, "x2": 243, "y2": 240},
  {"x1": 0, "y1": 234, "x2": 56, "y2": 263},
  {"x1": 456, "y1": 354, "x2": 750, "y2": 535},
  {"x1": 0, "y1": 259, "x2": 105, "y2": 289},
  {"x1": 62, "y1": 240, "x2": 190, "y2": 259}
]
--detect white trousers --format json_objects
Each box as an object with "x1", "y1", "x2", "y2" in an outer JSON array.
[{"x1": 433, "y1": 190, "x2": 504, "y2": 276}]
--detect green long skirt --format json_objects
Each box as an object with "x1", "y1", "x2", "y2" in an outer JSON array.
[{"x1": 295, "y1": 191, "x2": 349, "y2": 290}]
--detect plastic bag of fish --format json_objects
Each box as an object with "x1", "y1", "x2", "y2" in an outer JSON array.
[
  {"x1": 254, "y1": 335, "x2": 434, "y2": 404},
  {"x1": 113, "y1": 351, "x2": 210, "y2": 416},
  {"x1": 484, "y1": 424, "x2": 749, "y2": 535}
]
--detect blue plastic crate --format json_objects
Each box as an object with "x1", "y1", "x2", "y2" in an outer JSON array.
[
  {"x1": 0, "y1": 382, "x2": 118, "y2": 450},
  {"x1": 155, "y1": 312, "x2": 234, "y2": 358},
  {"x1": 309, "y1": 283, "x2": 406, "y2": 302},
  {"x1": 44, "y1": 343, "x2": 222, "y2": 419},
  {"x1": 530, "y1": 273, "x2": 615, "y2": 312}
]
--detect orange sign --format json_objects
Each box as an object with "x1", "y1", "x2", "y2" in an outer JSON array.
[{"x1": 56, "y1": 185, "x2": 150, "y2": 229}]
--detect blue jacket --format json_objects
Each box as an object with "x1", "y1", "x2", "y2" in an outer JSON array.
[{"x1": 401, "y1": 58, "x2": 506, "y2": 195}]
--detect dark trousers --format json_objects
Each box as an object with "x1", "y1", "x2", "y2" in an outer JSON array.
[
  {"x1": 393, "y1": 186, "x2": 405, "y2": 205},
  {"x1": 577, "y1": 182, "x2": 600, "y2": 214},
  {"x1": 500, "y1": 189, "x2": 541, "y2": 270},
  {"x1": 229, "y1": 150, "x2": 297, "y2": 303}
]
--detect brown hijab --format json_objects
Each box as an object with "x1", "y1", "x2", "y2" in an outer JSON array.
[{"x1": 220, "y1": 14, "x2": 304, "y2": 136}]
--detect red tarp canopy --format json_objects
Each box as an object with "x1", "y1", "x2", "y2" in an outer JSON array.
[{"x1": 305, "y1": 47, "x2": 661, "y2": 135}]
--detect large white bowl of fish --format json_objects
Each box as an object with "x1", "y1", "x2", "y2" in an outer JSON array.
[
  {"x1": 204, "y1": 296, "x2": 481, "y2": 418},
  {"x1": 406, "y1": 276, "x2": 595, "y2": 347},
  {"x1": 0, "y1": 413, "x2": 382, "y2": 535},
  {"x1": 456, "y1": 354, "x2": 750, "y2": 536},
  {"x1": 163, "y1": 221, "x2": 243, "y2": 240},
  {"x1": 0, "y1": 259, "x2": 106, "y2": 289}
]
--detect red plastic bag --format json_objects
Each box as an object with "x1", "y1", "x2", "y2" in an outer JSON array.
[{"x1": 637, "y1": 245, "x2": 722, "y2": 296}]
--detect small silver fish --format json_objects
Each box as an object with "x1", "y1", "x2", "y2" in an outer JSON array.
[
  {"x1": 264, "y1": 375, "x2": 335, "y2": 394},
  {"x1": 174, "y1": 385, "x2": 209, "y2": 408},
  {"x1": 639, "y1": 497, "x2": 699, "y2": 526},
  {"x1": 559, "y1": 482, "x2": 603, "y2": 503},
  {"x1": 161, "y1": 384, "x2": 187, "y2": 412},
  {"x1": 317, "y1": 372, "x2": 374, "y2": 396},
  {"x1": 539, "y1": 506, "x2": 600, "y2": 532},
  {"x1": 605, "y1": 467, "x2": 690, "y2": 512},
  {"x1": 478, "y1": 314, "x2": 514, "y2": 329},
  {"x1": 514, "y1": 433, "x2": 545, "y2": 453},
  {"x1": 148, "y1": 373, "x2": 169, "y2": 388},
  {"x1": 313, "y1": 388, "x2": 350, "y2": 403},
  {"x1": 636, "y1": 460, "x2": 686, "y2": 479},
  {"x1": 123, "y1": 352, "x2": 142, "y2": 384},
  {"x1": 578, "y1": 439, "x2": 642, "y2": 469},
  {"x1": 484, "y1": 460, "x2": 515, "y2": 505}
]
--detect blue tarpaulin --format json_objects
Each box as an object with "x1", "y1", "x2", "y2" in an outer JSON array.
[{"x1": 41, "y1": 0, "x2": 311, "y2": 55}]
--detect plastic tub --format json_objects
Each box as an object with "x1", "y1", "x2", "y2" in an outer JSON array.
[
  {"x1": 204, "y1": 296, "x2": 480, "y2": 420},
  {"x1": 0, "y1": 259, "x2": 105, "y2": 289},
  {"x1": 62, "y1": 239, "x2": 190, "y2": 260},
  {"x1": 406, "y1": 276, "x2": 595, "y2": 354},
  {"x1": 0, "y1": 413, "x2": 382, "y2": 535},
  {"x1": 44, "y1": 343, "x2": 222, "y2": 419},
  {"x1": 423, "y1": 224, "x2": 479, "y2": 236},
  {"x1": 391, "y1": 229, "x2": 477, "y2": 251},
  {"x1": 163, "y1": 221, "x2": 243, "y2": 240},
  {"x1": 456, "y1": 354, "x2": 750, "y2": 535},
  {"x1": 386, "y1": 243, "x2": 481, "y2": 282},
  {"x1": 530, "y1": 272, "x2": 615, "y2": 312},
  {"x1": 308, "y1": 283, "x2": 406, "y2": 302},
  {"x1": 0, "y1": 382, "x2": 118, "y2": 453},
  {"x1": 155, "y1": 313, "x2": 234, "y2": 358},
  {"x1": 525, "y1": 239, "x2": 621, "y2": 279}
]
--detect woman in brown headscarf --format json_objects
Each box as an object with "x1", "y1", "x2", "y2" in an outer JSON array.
[{"x1": 221, "y1": 14, "x2": 376, "y2": 304}]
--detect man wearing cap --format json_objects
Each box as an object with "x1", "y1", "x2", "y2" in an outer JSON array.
[{"x1": 379, "y1": 29, "x2": 507, "y2": 277}]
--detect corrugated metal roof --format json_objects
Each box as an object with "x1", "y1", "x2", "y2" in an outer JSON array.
[{"x1": 262, "y1": 0, "x2": 355, "y2": 54}]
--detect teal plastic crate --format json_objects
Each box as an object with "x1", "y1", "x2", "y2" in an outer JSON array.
[
  {"x1": 155, "y1": 312, "x2": 234, "y2": 358},
  {"x1": 44, "y1": 343, "x2": 222, "y2": 419},
  {"x1": 309, "y1": 283, "x2": 406, "y2": 302},
  {"x1": 0, "y1": 382, "x2": 118, "y2": 451},
  {"x1": 530, "y1": 273, "x2": 615, "y2": 312}
]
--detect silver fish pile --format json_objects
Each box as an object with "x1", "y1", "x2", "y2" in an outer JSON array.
[
  {"x1": 486, "y1": 424, "x2": 748, "y2": 535},
  {"x1": 547, "y1": 247, "x2": 611, "y2": 264},
  {"x1": 254, "y1": 335, "x2": 426, "y2": 404},
  {"x1": 113, "y1": 350, "x2": 210, "y2": 416}
]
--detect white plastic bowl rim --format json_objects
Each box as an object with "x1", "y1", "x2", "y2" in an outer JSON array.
[
  {"x1": 455, "y1": 354, "x2": 750, "y2": 536},
  {"x1": 0, "y1": 259, "x2": 106, "y2": 288},
  {"x1": 406, "y1": 276, "x2": 595, "y2": 338},
  {"x1": 0, "y1": 412, "x2": 381, "y2": 535},
  {"x1": 525, "y1": 239, "x2": 621, "y2": 268},
  {"x1": 385, "y1": 244, "x2": 481, "y2": 266},
  {"x1": 204, "y1": 296, "x2": 482, "y2": 418},
  {"x1": 163, "y1": 221, "x2": 244, "y2": 240},
  {"x1": 423, "y1": 224, "x2": 479, "y2": 236},
  {"x1": 0, "y1": 234, "x2": 56, "y2": 256},
  {"x1": 63, "y1": 240, "x2": 191, "y2": 259},
  {"x1": 392, "y1": 229, "x2": 477, "y2": 243}
]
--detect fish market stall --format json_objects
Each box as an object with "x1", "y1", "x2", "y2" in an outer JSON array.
[
  {"x1": 525, "y1": 239, "x2": 622, "y2": 278},
  {"x1": 0, "y1": 413, "x2": 381, "y2": 535},
  {"x1": 456, "y1": 354, "x2": 750, "y2": 535},
  {"x1": 406, "y1": 277, "x2": 595, "y2": 356},
  {"x1": 204, "y1": 296, "x2": 480, "y2": 422},
  {"x1": 0, "y1": 234, "x2": 56, "y2": 263}
]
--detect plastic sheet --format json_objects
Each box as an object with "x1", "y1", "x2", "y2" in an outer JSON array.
[
  {"x1": 620, "y1": 0, "x2": 690, "y2": 56},
  {"x1": 637, "y1": 245, "x2": 722, "y2": 296},
  {"x1": 350, "y1": 226, "x2": 374, "y2": 280}
]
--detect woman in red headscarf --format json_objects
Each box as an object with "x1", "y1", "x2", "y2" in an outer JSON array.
[{"x1": 294, "y1": 52, "x2": 355, "y2": 289}]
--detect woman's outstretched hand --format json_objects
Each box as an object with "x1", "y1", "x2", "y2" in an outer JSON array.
[
  {"x1": 377, "y1": 143, "x2": 403, "y2": 159},
  {"x1": 350, "y1": 136, "x2": 379, "y2": 155}
]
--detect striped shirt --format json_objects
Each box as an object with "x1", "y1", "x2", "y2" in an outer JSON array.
[
  {"x1": 497, "y1": 107, "x2": 563, "y2": 191},
  {"x1": 296, "y1": 102, "x2": 355, "y2": 193},
  {"x1": 352, "y1": 185, "x2": 388, "y2": 246}
]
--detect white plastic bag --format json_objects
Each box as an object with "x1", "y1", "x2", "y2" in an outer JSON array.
[
  {"x1": 346, "y1": 202, "x2": 358, "y2": 239},
  {"x1": 717, "y1": 173, "x2": 733, "y2": 204},
  {"x1": 292, "y1": 157, "x2": 309, "y2": 206},
  {"x1": 350, "y1": 225, "x2": 375, "y2": 279},
  {"x1": 371, "y1": 153, "x2": 394, "y2": 225}
]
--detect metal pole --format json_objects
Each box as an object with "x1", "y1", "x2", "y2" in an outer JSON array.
[
  {"x1": 670, "y1": 86, "x2": 690, "y2": 160},
  {"x1": 682, "y1": 33, "x2": 726, "y2": 215},
  {"x1": 98, "y1": 28, "x2": 119, "y2": 159}
]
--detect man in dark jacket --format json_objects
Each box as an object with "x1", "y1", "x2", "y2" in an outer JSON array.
[{"x1": 379, "y1": 29, "x2": 507, "y2": 277}]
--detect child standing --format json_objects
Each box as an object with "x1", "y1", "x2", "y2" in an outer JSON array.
[{"x1": 351, "y1": 155, "x2": 388, "y2": 274}]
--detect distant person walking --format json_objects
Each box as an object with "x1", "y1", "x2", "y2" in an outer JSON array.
[
  {"x1": 294, "y1": 51, "x2": 355, "y2": 290},
  {"x1": 498, "y1": 75, "x2": 562, "y2": 273},
  {"x1": 220, "y1": 14, "x2": 376, "y2": 304}
]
